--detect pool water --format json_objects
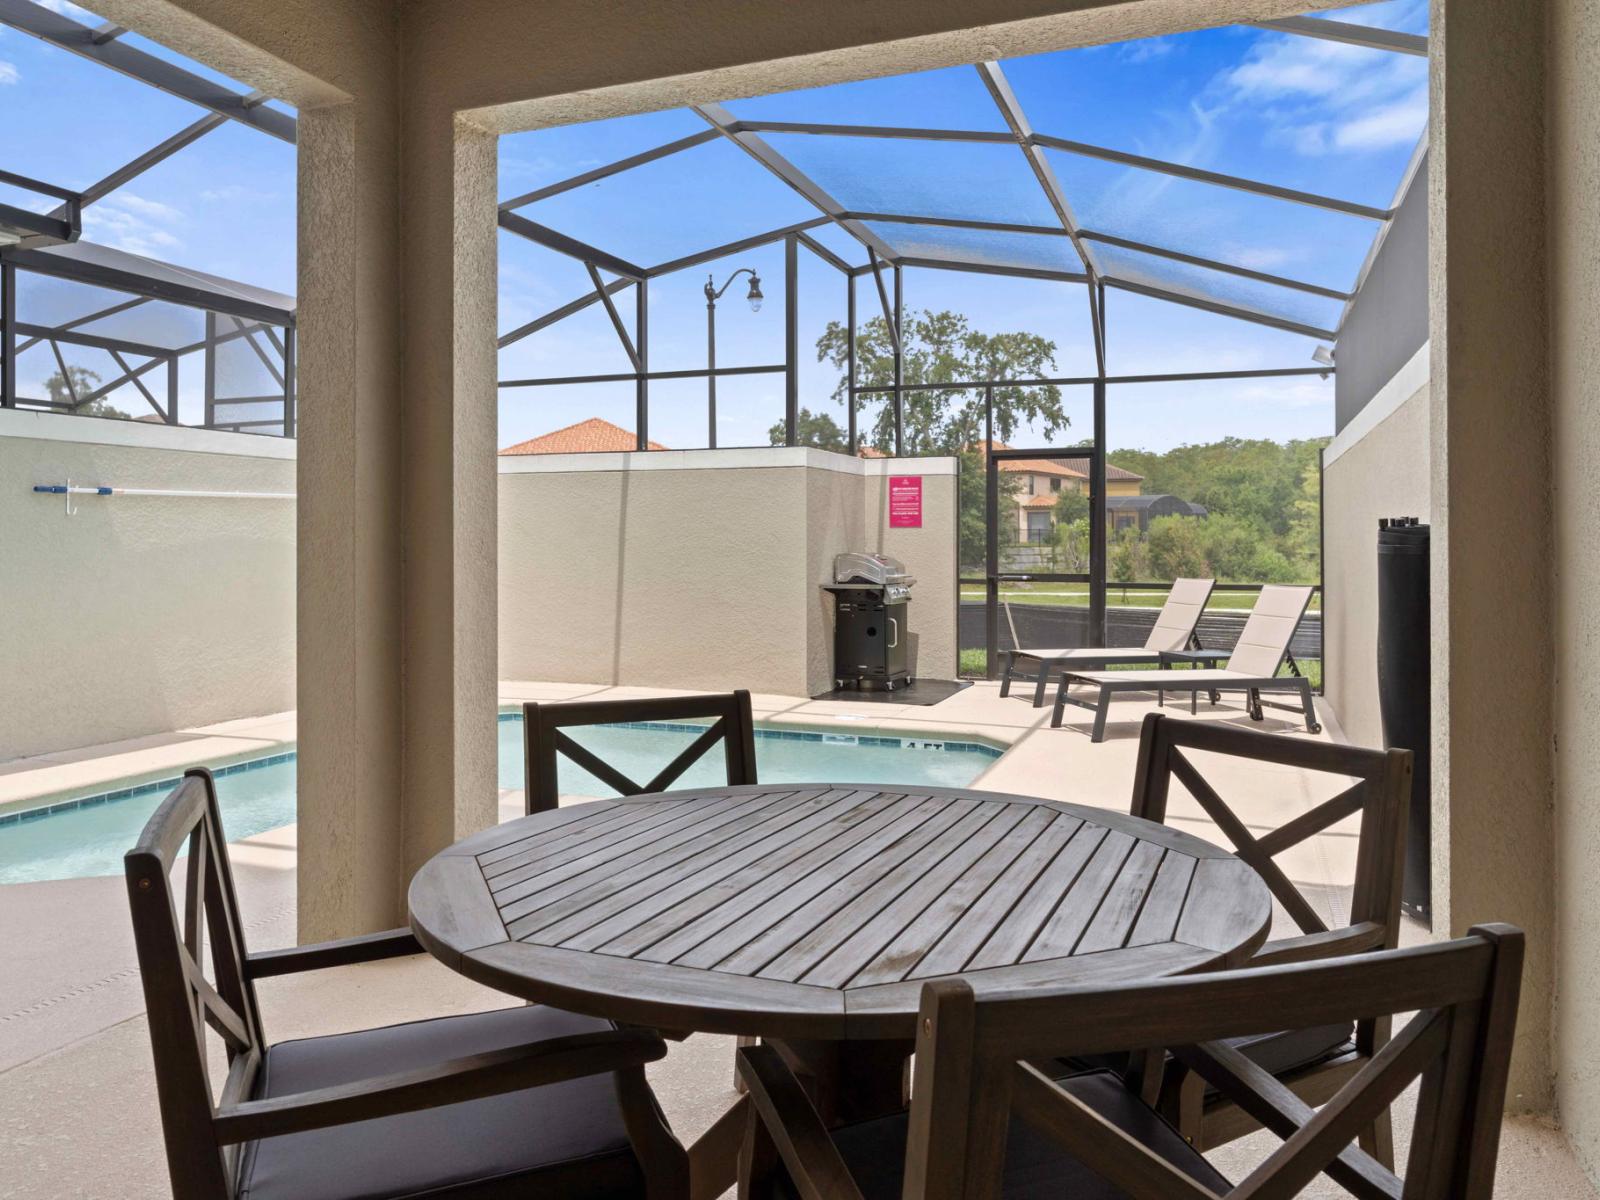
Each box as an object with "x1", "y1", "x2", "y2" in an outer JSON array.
[{"x1": 0, "y1": 717, "x2": 1001, "y2": 884}]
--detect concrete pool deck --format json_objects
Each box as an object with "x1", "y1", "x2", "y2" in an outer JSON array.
[{"x1": 0, "y1": 680, "x2": 1592, "y2": 1197}]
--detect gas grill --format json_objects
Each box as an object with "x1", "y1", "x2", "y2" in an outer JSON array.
[{"x1": 823, "y1": 553, "x2": 917, "y2": 690}]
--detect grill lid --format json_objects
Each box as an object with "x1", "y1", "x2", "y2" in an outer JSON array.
[{"x1": 834, "y1": 552, "x2": 916, "y2": 589}]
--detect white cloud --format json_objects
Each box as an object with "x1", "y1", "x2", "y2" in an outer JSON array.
[
  {"x1": 1214, "y1": 31, "x2": 1426, "y2": 157},
  {"x1": 1119, "y1": 37, "x2": 1176, "y2": 65},
  {"x1": 1334, "y1": 87, "x2": 1428, "y2": 150},
  {"x1": 83, "y1": 193, "x2": 185, "y2": 257},
  {"x1": 110, "y1": 193, "x2": 183, "y2": 222},
  {"x1": 0, "y1": 60, "x2": 17, "y2": 85}
]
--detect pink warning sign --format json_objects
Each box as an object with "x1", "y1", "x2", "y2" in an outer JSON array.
[{"x1": 888, "y1": 476, "x2": 922, "y2": 528}]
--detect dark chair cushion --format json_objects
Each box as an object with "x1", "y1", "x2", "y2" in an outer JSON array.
[
  {"x1": 777, "y1": 1070, "x2": 1229, "y2": 1200},
  {"x1": 1061, "y1": 1022, "x2": 1354, "y2": 1091},
  {"x1": 238, "y1": 1005, "x2": 646, "y2": 1200},
  {"x1": 1226, "y1": 1022, "x2": 1354, "y2": 1078}
]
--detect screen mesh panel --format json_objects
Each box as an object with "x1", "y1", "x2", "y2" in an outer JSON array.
[
  {"x1": 1093, "y1": 242, "x2": 1344, "y2": 332},
  {"x1": 1048, "y1": 148, "x2": 1379, "y2": 293},
  {"x1": 519, "y1": 139, "x2": 818, "y2": 267},
  {"x1": 759, "y1": 134, "x2": 1060, "y2": 227},
  {"x1": 865, "y1": 222, "x2": 1083, "y2": 275}
]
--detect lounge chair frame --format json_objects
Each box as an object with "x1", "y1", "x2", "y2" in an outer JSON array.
[
  {"x1": 1053, "y1": 585, "x2": 1321, "y2": 741},
  {"x1": 999, "y1": 578, "x2": 1217, "y2": 707}
]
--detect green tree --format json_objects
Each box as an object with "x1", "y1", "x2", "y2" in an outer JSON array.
[
  {"x1": 1146, "y1": 515, "x2": 1208, "y2": 579},
  {"x1": 1109, "y1": 527, "x2": 1147, "y2": 588},
  {"x1": 1052, "y1": 488, "x2": 1089, "y2": 527},
  {"x1": 814, "y1": 309, "x2": 1068, "y2": 456},
  {"x1": 46, "y1": 366, "x2": 129, "y2": 419},
  {"x1": 771, "y1": 407, "x2": 846, "y2": 452},
  {"x1": 956, "y1": 448, "x2": 1025, "y2": 571},
  {"x1": 1283, "y1": 457, "x2": 1323, "y2": 573},
  {"x1": 1050, "y1": 516, "x2": 1090, "y2": 574}
]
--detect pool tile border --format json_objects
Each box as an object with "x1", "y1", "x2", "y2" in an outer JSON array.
[
  {"x1": 2, "y1": 721, "x2": 1000, "y2": 827},
  {"x1": 0, "y1": 751, "x2": 297, "y2": 826}
]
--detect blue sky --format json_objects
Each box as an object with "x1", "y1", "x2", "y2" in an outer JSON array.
[{"x1": 2, "y1": 0, "x2": 1427, "y2": 451}]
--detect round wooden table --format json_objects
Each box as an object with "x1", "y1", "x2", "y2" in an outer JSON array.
[{"x1": 409, "y1": 783, "x2": 1272, "y2": 1197}]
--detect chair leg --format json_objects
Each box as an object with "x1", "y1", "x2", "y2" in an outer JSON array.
[
  {"x1": 1051, "y1": 675, "x2": 1070, "y2": 728},
  {"x1": 738, "y1": 1095, "x2": 779, "y2": 1200},
  {"x1": 1090, "y1": 687, "x2": 1112, "y2": 743},
  {"x1": 999, "y1": 652, "x2": 1015, "y2": 697},
  {"x1": 1359, "y1": 1109, "x2": 1396, "y2": 1171},
  {"x1": 1174, "y1": 1070, "x2": 1206, "y2": 1148},
  {"x1": 1033, "y1": 664, "x2": 1051, "y2": 707},
  {"x1": 1300, "y1": 681, "x2": 1323, "y2": 734},
  {"x1": 733, "y1": 1035, "x2": 758, "y2": 1092}
]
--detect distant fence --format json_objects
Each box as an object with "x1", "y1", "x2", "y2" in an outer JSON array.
[{"x1": 958, "y1": 602, "x2": 1323, "y2": 664}]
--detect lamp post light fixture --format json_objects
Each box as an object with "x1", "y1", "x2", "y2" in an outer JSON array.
[{"x1": 704, "y1": 267, "x2": 763, "y2": 448}]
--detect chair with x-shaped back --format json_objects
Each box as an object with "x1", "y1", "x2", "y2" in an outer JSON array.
[
  {"x1": 126, "y1": 768, "x2": 687, "y2": 1200},
  {"x1": 1128, "y1": 712, "x2": 1412, "y2": 1162},
  {"x1": 738, "y1": 926, "x2": 1522, "y2": 1200},
  {"x1": 522, "y1": 690, "x2": 758, "y2": 815}
]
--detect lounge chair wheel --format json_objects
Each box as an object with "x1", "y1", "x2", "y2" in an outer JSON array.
[{"x1": 1309, "y1": 722, "x2": 1323, "y2": 734}]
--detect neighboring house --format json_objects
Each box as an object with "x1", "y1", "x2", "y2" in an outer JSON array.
[
  {"x1": 979, "y1": 442, "x2": 1145, "y2": 544},
  {"x1": 499, "y1": 417, "x2": 666, "y2": 455}
]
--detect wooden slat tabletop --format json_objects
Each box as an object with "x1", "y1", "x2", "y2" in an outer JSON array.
[{"x1": 410, "y1": 783, "x2": 1272, "y2": 1040}]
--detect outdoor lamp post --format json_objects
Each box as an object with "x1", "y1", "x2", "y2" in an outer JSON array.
[{"x1": 704, "y1": 267, "x2": 763, "y2": 448}]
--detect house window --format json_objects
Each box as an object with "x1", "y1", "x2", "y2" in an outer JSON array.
[
  {"x1": 1050, "y1": 478, "x2": 1062, "y2": 493},
  {"x1": 1027, "y1": 512, "x2": 1053, "y2": 542}
]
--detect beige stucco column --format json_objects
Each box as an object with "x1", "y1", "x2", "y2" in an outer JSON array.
[
  {"x1": 293, "y1": 96, "x2": 406, "y2": 941},
  {"x1": 1429, "y1": 0, "x2": 1554, "y2": 1113},
  {"x1": 395, "y1": 98, "x2": 502, "y2": 887},
  {"x1": 1550, "y1": 0, "x2": 1600, "y2": 1175}
]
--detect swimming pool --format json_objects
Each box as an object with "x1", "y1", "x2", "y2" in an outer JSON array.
[{"x1": 0, "y1": 716, "x2": 1003, "y2": 884}]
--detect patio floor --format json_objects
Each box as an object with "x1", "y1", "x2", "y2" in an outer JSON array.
[{"x1": 0, "y1": 681, "x2": 1591, "y2": 1197}]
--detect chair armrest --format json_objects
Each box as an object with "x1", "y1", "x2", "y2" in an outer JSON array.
[
  {"x1": 736, "y1": 1044, "x2": 865, "y2": 1200},
  {"x1": 1248, "y1": 922, "x2": 1387, "y2": 969},
  {"x1": 243, "y1": 928, "x2": 425, "y2": 979},
  {"x1": 214, "y1": 1026, "x2": 667, "y2": 1143}
]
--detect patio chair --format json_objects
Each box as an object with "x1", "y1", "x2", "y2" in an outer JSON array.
[
  {"x1": 1052, "y1": 583, "x2": 1319, "y2": 741},
  {"x1": 999, "y1": 577, "x2": 1215, "y2": 707},
  {"x1": 125, "y1": 768, "x2": 687, "y2": 1200},
  {"x1": 523, "y1": 689, "x2": 757, "y2": 815},
  {"x1": 1130, "y1": 713, "x2": 1412, "y2": 1164},
  {"x1": 736, "y1": 925, "x2": 1522, "y2": 1200},
  {"x1": 523, "y1": 689, "x2": 759, "y2": 1086}
]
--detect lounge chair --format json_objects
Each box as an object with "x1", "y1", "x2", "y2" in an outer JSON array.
[
  {"x1": 998, "y1": 576, "x2": 1216, "y2": 706},
  {"x1": 1054, "y1": 583, "x2": 1321, "y2": 741}
]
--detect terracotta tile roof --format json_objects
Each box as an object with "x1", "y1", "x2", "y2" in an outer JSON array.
[
  {"x1": 499, "y1": 417, "x2": 666, "y2": 455},
  {"x1": 976, "y1": 440, "x2": 1142, "y2": 482},
  {"x1": 1020, "y1": 494, "x2": 1062, "y2": 508},
  {"x1": 857, "y1": 446, "x2": 888, "y2": 458}
]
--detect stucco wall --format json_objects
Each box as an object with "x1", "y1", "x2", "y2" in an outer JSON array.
[
  {"x1": 864, "y1": 468, "x2": 960, "y2": 683},
  {"x1": 1550, "y1": 0, "x2": 1600, "y2": 1181},
  {"x1": 1322, "y1": 350, "x2": 1431, "y2": 748},
  {"x1": 1335, "y1": 154, "x2": 1429, "y2": 434},
  {"x1": 498, "y1": 448, "x2": 958, "y2": 697},
  {"x1": 0, "y1": 411, "x2": 295, "y2": 761}
]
